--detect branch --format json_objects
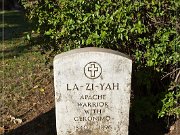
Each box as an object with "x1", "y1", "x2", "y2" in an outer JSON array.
[
  {"x1": 175, "y1": 70, "x2": 180, "y2": 83},
  {"x1": 161, "y1": 68, "x2": 180, "y2": 80}
]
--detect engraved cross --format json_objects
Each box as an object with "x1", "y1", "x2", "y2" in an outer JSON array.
[{"x1": 88, "y1": 64, "x2": 98, "y2": 77}]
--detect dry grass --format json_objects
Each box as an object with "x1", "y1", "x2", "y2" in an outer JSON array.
[{"x1": 0, "y1": 10, "x2": 54, "y2": 134}]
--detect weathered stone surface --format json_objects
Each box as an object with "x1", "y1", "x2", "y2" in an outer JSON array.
[{"x1": 54, "y1": 47, "x2": 132, "y2": 135}]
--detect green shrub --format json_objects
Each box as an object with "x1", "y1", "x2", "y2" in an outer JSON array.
[
  {"x1": 158, "y1": 82, "x2": 180, "y2": 118},
  {"x1": 22, "y1": 0, "x2": 180, "y2": 120}
]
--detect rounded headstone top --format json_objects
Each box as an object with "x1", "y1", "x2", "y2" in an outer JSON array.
[{"x1": 54, "y1": 47, "x2": 131, "y2": 61}]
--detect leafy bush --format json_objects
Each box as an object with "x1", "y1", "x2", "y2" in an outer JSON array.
[
  {"x1": 22, "y1": 0, "x2": 180, "y2": 120},
  {"x1": 158, "y1": 82, "x2": 180, "y2": 117}
]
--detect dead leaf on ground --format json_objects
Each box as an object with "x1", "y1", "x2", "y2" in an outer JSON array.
[{"x1": 0, "y1": 127, "x2": 4, "y2": 134}]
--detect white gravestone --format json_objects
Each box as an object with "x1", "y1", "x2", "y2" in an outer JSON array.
[{"x1": 54, "y1": 47, "x2": 132, "y2": 135}]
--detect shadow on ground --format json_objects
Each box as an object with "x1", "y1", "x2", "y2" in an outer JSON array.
[
  {"x1": 0, "y1": 10, "x2": 39, "y2": 60},
  {"x1": 4, "y1": 107, "x2": 166, "y2": 135},
  {"x1": 4, "y1": 108, "x2": 57, "y2": 135},
  {"x1": 0, "y1": 42, "x2": 38, "y2": 59},
  {"x1": 1, "y1": 11, "x2": 31, "y2": 41},
  {"x1": 129, "y1": 116, "x2": 165, "y2": 135}
]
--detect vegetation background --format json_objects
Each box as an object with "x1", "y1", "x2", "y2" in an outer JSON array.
[
  {"x1": 1, "y1": 0, "x2": 180, "y2": 134},
  {"x1": 23, "y1": 0, "x2": 180, "y2": 119}
]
